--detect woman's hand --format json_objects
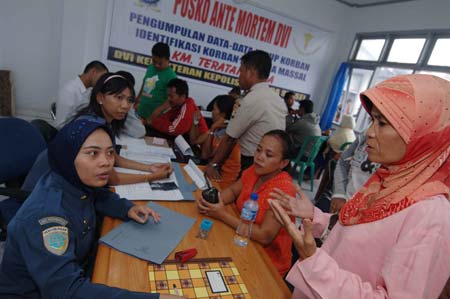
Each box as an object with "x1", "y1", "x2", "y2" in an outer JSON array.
[
  {"x1": 330, "y1": 197, "x2": 346, "y2": 214},
  {"x1": 128, "y1": 205, "x2": 161, "y2": 224},
  {"x1": 211, "y1": 116, "x2": 226, "y2": 131},
  {"x1": 148, "y1": 163, "x2": 173, "y2": 174},
  {"x1": 269, "y1": 200, "x2": 316, "y2": 259},
  {"x1": 269, "y1": 184, "x2": 314, "y2": 219},
  {"x1": 148, "y1": 169, "x2": 172, "y2": 181},
  {"x1": 196, "y1": 193, "x2": 227, "y2": 221},
  {"x1": 147, "y1": 163, "x2": 173, "y2": 181}
]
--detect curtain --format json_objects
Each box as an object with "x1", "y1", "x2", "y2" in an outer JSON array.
[{"x1": 320, "y1": 62, "x2": 350, "y2": 131}]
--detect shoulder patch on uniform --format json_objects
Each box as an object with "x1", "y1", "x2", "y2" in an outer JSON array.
[
  {"x1": 38, "y1": 216, "x2": 68, "y2": 226},
  {"x1": 42, "y1": 226, "x2": 69, "y2": 256}
]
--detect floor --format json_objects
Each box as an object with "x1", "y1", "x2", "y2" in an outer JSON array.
[{"x1": 299, "y1": 178, "x2": 321, "y2": 201}]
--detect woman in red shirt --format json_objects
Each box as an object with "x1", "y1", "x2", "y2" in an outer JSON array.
[{"x1": 197, "y1": 129, "x2": 296, "y2": 276}]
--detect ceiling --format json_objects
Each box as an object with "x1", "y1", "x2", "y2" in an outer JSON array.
[{"x1": 334, "y1": 0, "x2": 419, "y2": 8}]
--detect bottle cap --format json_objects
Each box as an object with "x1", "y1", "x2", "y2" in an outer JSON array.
[
  {"x1": 250, "y1": 192, "x2": 258, "y2": 201},
  {"x1": 200, "y1": 219, "x2": 213, "y2": 231}
]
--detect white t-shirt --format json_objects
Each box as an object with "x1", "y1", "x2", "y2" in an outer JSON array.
[{"x1": 55, "y1": 76, "x2": 90, "y2": 129}]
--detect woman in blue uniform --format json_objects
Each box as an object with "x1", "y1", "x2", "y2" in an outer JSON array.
[{"x1": 0, "y1": 118, "x2": 182, "y2": 299}]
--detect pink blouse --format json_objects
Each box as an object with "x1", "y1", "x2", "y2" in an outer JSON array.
[{"x1": 287, "y1": 195, "x2": 450, "y2": 298}]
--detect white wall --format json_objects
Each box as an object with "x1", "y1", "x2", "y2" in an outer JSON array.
[
  {"x1": 1, "y1": 0, "x2": 349, "y2": 120},
  {"x1": 345, "y1": 0, "x2": 450, "y2": 34},
  {"x1": 0, "y1": 0, "x2": 64, "y2": 120},
  {"x1": 314, "y1": 0, "x2": 450, "y2": 115},
  {"x1": 249, "y1": 0, "x2": 349, "y2": 114},
  {"x1": 2, "y1": 0, "x2": 449, "y2": 121}
]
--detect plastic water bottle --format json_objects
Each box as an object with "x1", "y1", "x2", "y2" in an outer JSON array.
[{"x1": 234, "y1": 192, "x2": 259, "y2": 247}]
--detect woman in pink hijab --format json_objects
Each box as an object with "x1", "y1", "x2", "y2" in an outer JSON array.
[{"x1": 270, "y1": 74, "x2": 450, "y2": 298}]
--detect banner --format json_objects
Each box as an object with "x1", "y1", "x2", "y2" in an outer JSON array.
[{"x1": 103, "y1": 0, "x2": 331, "y2": 100}]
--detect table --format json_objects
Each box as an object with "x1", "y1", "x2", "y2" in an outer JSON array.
[{"x1": 92, "y1": 191, "x2": 292, "y2": 298}]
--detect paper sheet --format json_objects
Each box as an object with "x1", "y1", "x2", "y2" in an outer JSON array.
[
  {"x1": 120, "y1": 150, "x2": 171, "y2": 164},
  {"x1": 183, "y1": 159, "x2": 207, "y2": 190},
  {"x1": 113, "y1": 167, "x2": 184, "y2": 201},
  {"x1": 100, "y1": 202, "x2": 196, "y2": 264},
  {"x1": 152, "y1": 137, "x2": 165, "y2": 145},
  {"x1": 116, "y1": 135, "x2": 147, "y2": 151},
  {"x1": 147, "y1": 145, "x2": 176, "y2": 159},
  {"x1": 174, "y1": 135, "x2": 193, "y2": 156}
]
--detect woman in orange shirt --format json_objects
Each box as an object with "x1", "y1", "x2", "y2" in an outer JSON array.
[
  {"x1": 201, "y1": 95, "x2": 241, "y2": 189},
  {"x1": 197, "y1": 130, "x2": 296, "y2": 276}
]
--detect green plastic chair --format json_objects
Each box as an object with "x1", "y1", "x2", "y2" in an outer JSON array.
[{"x1": 291, "y1": 136, "x2": 328, "y2": 192}]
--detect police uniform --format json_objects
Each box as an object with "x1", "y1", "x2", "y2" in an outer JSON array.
[
  {"x1": 0, "y1": 172, "x2": 158, "y2": 298},
  {"x1": 0, "y1": 117, "x2": 160, "y2": 299}
]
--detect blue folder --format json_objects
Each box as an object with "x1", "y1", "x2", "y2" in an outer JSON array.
[{"x1": 100, "y1": 201, "x2": 196, "y2": 264}]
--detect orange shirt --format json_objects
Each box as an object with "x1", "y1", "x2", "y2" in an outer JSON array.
[
  {"x1": 236, "y1": 165, "x2": 296, "y2": 276},
  {"x1": 212, "y1": 133, "x2": 240, "y2": 189}
]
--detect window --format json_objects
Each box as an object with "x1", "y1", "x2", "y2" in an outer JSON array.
[
  {"x1": 428, "y1": 38, "x2": 450, "y2": 67},
  {"x1": 387, "y1": 38, "x2": 425, "y2": 64},
  {"x1": 333, "y1": 68, "x2": 373, "y2": 131},
  {"x1": 355, "y1": 39, "x2": 385, "y2": 61},
  {"x1": 371, "y1": 67, "x2": 413, "y2": 87},
  {"x1": 340, "y1": 30, "x2": 450, "y2": 133}
]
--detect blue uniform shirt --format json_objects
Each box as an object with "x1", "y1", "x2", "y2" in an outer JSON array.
[{"x1": 0, "y1": 172, "x2": 159, "y2": 299}]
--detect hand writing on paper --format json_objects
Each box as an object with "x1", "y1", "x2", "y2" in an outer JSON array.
[
  {"x1": 148, "y1": 162, "x2": 172, "y2": 174},
  {"x1": 196, "y1": 193, "x2": 227, "y2": 221},
  {"x1": 148, "y1": 163, "x2": 173, "y2": 180},
  {"x1": 269, "y1": 184, "x2": 314, "y2": 219},
  {"x1": 128, "y1": 205, "x2": 161, "y2": 224},
  {"x1": 269, "y1": 200, "x2": 316, "y2": 260}
]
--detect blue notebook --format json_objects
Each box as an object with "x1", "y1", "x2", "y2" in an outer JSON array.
[{"x1": 100, "y1": 202, "x2": 196, "y2": 264}]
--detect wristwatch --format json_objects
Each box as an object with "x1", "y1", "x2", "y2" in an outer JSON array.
[{"x1": 210, "y1": 163, "x2": 220, "y2": 170}]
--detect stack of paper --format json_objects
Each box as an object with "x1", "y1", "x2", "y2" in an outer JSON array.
[
  {"x1": 116, "y1": 135, "x2": 176, "y2": 160},
  {"x1": 147, "y1": 145, "x2": 176, "y2": 159},
  {"x1": 116, "y1": 135, "x2": 147, "y2": 151},
  {"x1": 120, "y1": 150, "x2": 170, "y2": 164}
]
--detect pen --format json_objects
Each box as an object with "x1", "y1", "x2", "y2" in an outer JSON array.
[{"x1": 173, "y1": 283, "x2": 180, "y2": 296}]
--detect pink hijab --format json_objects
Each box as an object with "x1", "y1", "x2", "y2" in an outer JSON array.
[{"x1": 340, "y1": 74, "x2": 450, "y2": 225}]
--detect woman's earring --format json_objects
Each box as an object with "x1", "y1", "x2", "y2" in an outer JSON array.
[{"x1": 99, "y1": 102, "x2": 103, "y2": 105}]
